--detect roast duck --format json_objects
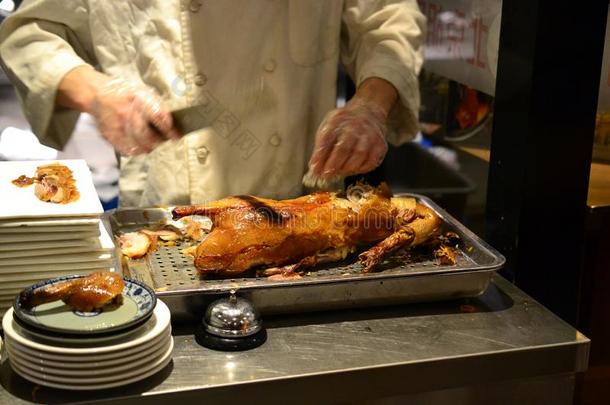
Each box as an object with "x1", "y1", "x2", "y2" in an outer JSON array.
[
  {"x1": 172, "y1": 184, "x2": 456, "y2": 279},
  {"x1": 20, "y1": 272, "x2": 124, "y2": 312}
]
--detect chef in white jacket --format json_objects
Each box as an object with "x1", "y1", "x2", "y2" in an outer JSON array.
[{"x1": 0, "y1": 0, "x2": 425, "y2": 207}]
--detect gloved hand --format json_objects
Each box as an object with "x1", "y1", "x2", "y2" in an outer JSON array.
[
  {"x1": 89, "y1": 79, "x2": 181, "y2": 156},
  {"x1": 305, "y1": 98, "x2": 389, "y2": 187}
]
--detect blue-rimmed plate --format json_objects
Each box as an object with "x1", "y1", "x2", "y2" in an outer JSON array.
[{"x1": 13, "y1": 275, "x2": 156, "y2": 336}]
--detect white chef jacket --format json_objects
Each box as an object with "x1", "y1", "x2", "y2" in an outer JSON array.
[{"x1": 0, "y1": 0, "x2": 425, "y2": 207}]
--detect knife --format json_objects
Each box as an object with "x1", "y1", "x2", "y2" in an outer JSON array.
[
  {"x1": 170, "y1": 104, "x2": 214, "y2": 135},
  {"x1": 148, "y1": 104, "x2": 211, "y2": 137}
]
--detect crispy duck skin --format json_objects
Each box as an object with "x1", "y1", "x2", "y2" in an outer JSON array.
[
  {"x1": 12, "y1": 163, "x2": 80, "y2": 204},
  {"x1": 20, "y1": 272, "x2": 124, "y2": 312},
  {"x1": 172, "y1": 184, "x2": 442, "y2": 277}
]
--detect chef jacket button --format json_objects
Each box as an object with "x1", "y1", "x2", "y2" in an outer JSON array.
[
  {"x1": 196, "y1": 146, "x2": 209, "y2": 163},
  {"x1": 194, "y1": 73, "x2": 207, "y2": 86},
  {"x1": 263, "y1": 59, "x2": 276, "y2": 73},
  {"x1": 269, "y1": 133, "x2": 282, "y2": 147},
  {"x1": 189, "y1": 0, "x2": 202, "y2": 13}
]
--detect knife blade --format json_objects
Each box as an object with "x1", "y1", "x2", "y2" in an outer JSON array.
[
  {"x1": 148, "y1": 104, "x2": 211, "y2": 137},
  {"x1": 170, "y1": 104, "x2": 212, "y2": 135}
]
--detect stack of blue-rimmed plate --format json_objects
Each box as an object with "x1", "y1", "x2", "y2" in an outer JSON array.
[
  {"x1": 0, "y1": 159, "x2": 117, "y2": 315},
  {"x1": 2, "y1": 276, "x2": 173, "y2": 390}
]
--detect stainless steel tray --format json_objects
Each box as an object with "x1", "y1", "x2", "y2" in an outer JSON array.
[{"x1": 105, "y1": 194, "x2": 505, "y2": 320}]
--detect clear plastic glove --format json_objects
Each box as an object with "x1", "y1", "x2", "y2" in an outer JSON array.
[
  {"x1": 304, "y1": 99, "x2": 388, "y2": 188},
  {"x1": 90, "y1": 79, "x2": 181, "y2": 156}
]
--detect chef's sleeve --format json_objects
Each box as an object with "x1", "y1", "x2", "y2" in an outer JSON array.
[
  {"x1": 0, "y1": 0, "x2": 96, "y2": 150},
  {"x1": 341, "y1": 0, "x2": 426, "y2": 145}
]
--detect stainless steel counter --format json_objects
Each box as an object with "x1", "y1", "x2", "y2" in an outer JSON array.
[{"x1": 0, "y1": 275, "x2": 589, "y2": 404}]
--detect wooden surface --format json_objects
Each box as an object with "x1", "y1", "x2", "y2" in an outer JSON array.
[
  {"x1": 589, "y1": 163, "x2": 610, "y2": 207},
  {"x1": 459, "y1": 147, "x2": 610, "y2": 207},
  {"x1": 460, "y1": 147, "x2": 491, "y2": 163}
]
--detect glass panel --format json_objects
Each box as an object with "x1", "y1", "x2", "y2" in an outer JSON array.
[{"x1": 415, "y1": 0, "x2": 501, "y2": 236}]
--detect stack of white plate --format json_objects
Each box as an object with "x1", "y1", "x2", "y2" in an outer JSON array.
[
  {"x1": 3, "y1": 299, "x2": 173, "y2": 391},
  {"x1": 0, "y1": 159, "x2": 115, "y2": 314}
]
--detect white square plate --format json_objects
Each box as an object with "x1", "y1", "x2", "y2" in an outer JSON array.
[
  {"x1": 0, "y1": 224, "x2": 99, "y2": 234},
  {"x1": 0, "y1": 245, "x2": 112, "y2": 259},
  {"x1": 0, "y1": 252, "x2": 112, "y2": 266},
  {"x1": 0, "y1": 230, "x2": 100, "y2": 243},
  {"x1": 0, "y1": 220, "x2": 114, "y2": 253},
  {"x1": 0, "y1": 237, "x2": 102, "y2": 252},
  {"x1": 0, "y1": 268, "x2": 117, "y2": 283},
  {"x1": 0, "y1": 218, "x2": 100, "y2": 228},
  {"x1": 0, "y1": 259, "x2": 115, "y2": 275}
]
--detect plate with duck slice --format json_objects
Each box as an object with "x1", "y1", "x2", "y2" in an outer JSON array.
[
  {"x1": 13, "y1": 272, "x2": 156, "y2": 336},
  {"x1": 0, "y1": 160, "x2": 103, "y2": 220}
]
